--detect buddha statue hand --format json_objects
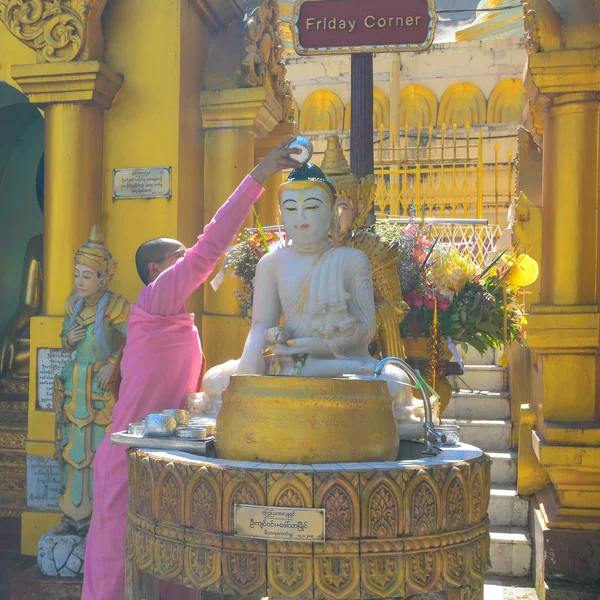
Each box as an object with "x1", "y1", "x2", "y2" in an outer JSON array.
[{"x1": 274, "y1": 337, "x2": 332, "y2": 357}]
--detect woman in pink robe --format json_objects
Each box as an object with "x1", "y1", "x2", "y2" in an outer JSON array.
[{"x1": 82, "y1": 138, "x2": 300, "y2": 600}]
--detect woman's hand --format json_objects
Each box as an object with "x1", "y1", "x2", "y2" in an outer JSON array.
[
  {"x1": 250, "y1": 137, "x2": 302, "y2": 184},
  {"x1": 97, "y1": 363, "x2": 114, "y2": 390},
  {"x1": 273, "y1": 337, "x2": 332, "y2": 357},
  {"x1": 66, "y1": 325, "x2": 86, "y2": 347}
]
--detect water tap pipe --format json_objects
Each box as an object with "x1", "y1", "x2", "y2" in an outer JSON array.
[{"x1": 374, "y1": 357, "x2": 446, "y2": 455}]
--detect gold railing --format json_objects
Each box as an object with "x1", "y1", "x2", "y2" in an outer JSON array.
[{"x1": 373, "y1": 123, "x2": 514, "y2": 224}]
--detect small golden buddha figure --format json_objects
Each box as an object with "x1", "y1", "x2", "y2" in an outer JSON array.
[
  {"x1": 0, "y1": 234, "x2": 43, "y2": 395},
  {"x1": 52, "y1": 225, "x2": 129, "y2": 531},
  {"x1": 320, "y1": 134, "x2": 375, "y2": 242}
]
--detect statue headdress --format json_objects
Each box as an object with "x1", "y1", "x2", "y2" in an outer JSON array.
[
  {"x1": 74, "y1": 225, "x2": 118, "y2": 284},
  {"x1": 279, "y1": 162, "x2": 337, "y2": 205}
]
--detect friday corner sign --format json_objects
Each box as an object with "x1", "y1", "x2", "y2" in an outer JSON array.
[{"x1": 292, "y1": 0, "x2": 437, "y2": 55}]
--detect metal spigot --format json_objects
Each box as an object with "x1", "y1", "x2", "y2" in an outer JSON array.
[{"x1": 374, "y1": 357, "x2": 446, "y2": 456}]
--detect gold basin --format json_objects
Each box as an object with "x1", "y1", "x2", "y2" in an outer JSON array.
[{"x1": 216, "y1": 375, "x2": 399, "y2": 464}]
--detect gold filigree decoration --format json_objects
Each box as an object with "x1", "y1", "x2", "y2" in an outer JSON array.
[
  {"x1": 369, "y1": 484, "x2": 397, "y2": 538},
  {"x1": 447, "y1": 478, "x2": 466, "y2": 528},
  {"x1": 323, "y1": 486, "x2": 352, "y2": 539},
  {"x1": 412, "y1": 482, "x2": 437, "y2": 535},
  {"x1": 138, "y1": 467, "x2": 153, "y2": 519},
  {"x1": 188, "y1": 548, "x2": 216, "y2": 582},
  {"x1": 322, "y1": 557, "x2": 352, "y2": 589},
  {"x1": 522, "y1": 0, "x2": 562, "y2": 54},
  {"x1": 191, "y1": 479, "x2": 215, "y2": 530},
  {"x1": 159, "y1": 475, "x2": 180, "y2": 524},
  {"x1": 366, "y1": 556, "x2": 396, "y2": 592},
  {"x1": 447, "y1": 547, "x2": 465, "y2": 581},
  {"x1": 274, "y1": 556, "x2": 305, "y2": 589},
  {"x1": 0, "y1": 0, "x2": 90, "y2": 62},
  {"x1": 276, "y1": 488, "x2": 303, "y2": 508},
  {"x1": 410, "y1": 552, "x2": 435, "y2": 588},
  {"x1": 228, "y1": 552, "x2": 259, "y2": 586},
  {"x1": 471, "y1": 475, "x2": 483, "y2": 522}
]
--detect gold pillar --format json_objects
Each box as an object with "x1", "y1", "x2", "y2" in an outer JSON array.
[
  {"x1": 11, "y1": 61, "x2": 122, "y2": 555},
  {"x1": 525, "y1": 47, "x2": 600, "y2": 533},
  {"x1": 254, "y1": 121, "x2": 299, "y2": 226},
  {"x1": 200, "y1": 87, "x2": 282, "y2": 368},
  {"x1": 13, "y1": 61, "x2": 123, "y2": 315}
]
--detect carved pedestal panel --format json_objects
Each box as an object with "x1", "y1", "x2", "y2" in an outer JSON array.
[{"x1": 125, "y1": 447, "x2": 491, "y2": 600}]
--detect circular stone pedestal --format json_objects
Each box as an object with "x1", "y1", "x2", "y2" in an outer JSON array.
[{"x1": 125, "y1": 443, "x2": 491, "y2": 599}]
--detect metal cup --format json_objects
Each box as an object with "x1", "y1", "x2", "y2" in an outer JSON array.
[
  {"x1": 128, "y1": 422, "x2": 145, "y2": 436},
  {"x1": 145, "y1": 413, "x2": 177, "y2": 437}
]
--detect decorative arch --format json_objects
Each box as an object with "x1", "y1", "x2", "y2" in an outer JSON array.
[
  {"x1": 487, "y1": 79, "x2": 526, "y2": 123},
  {"x1": 344, "y1": 87, "x2": 390, "y2": 131},
  {"x1": 299, "y1": 90, "x2": 345, "y2": 131},
  {"x1": 438, "y1": 83, "x2": 487, "y2": 126},
  {"x1": 399, "y1": 84, "x2": 438, "y2": 128}
]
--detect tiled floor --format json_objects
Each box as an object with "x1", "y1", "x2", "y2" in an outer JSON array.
[{"x1": 485, "y1": 578, "x2": 539, "y2": 600}]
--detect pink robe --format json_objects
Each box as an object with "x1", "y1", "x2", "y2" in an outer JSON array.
[{"x1": 82, "y1": 175, "x2": 264, "y2": 600}]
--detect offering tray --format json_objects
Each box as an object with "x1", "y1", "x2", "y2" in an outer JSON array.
[{"x1": 111, "y1": 431, "x2": 215, "y2": 456}]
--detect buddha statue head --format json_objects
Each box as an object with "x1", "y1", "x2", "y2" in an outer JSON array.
[
  {"x1": 74, "y1": 225, "x2": 118, "y2": 302},
  {"x1": 278, "y1": 163, "x2": 337, "y2": 248},
  {"x1": 321, "y1": 135, "x2": 375, "y2": 241}
]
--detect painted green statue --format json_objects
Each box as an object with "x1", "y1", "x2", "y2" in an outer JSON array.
[{"x1": 53, "y1": 225, "x2": 129, "y2": 530}]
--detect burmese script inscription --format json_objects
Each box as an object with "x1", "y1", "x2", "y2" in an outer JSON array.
[
  {"x1": 234, "y1": 504, "x2": 326, "y2": 541},
  {"x1": 294, "y1": 0, "x2": 436, "y2": 54},
  {"x1": 113, "y1": 167, "x2": 172, "y2": 200},
  {"x1": 37, "y1": 347, "x2": 73, "y2": 410}
]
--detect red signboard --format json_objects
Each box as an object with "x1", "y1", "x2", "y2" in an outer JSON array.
[{"x1": 292, "y1": 0, "x2": 437, "y2": 55}]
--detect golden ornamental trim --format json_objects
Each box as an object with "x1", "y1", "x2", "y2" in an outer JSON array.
[{"x1": 0, "y1": 0, "x2": 93, "y2": 62}]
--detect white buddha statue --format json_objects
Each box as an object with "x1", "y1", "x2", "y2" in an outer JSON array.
[{"x1": 201, "y1": 164, "x2": 432, "y2": 438}]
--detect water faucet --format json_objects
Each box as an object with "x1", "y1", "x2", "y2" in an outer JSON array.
[{"x1": 374, "y1": 357, "x2": 446, "y2": 456}]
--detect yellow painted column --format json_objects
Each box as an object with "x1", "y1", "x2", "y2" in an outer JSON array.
[
  {"x1": 11, "y1": 61, "x2": 122, "y2": 555},
  {"x1": 200, "y1": 87, "x2": 282, "y2": 368},
  {"x1": 254, "y1": 121, "x2": 299, "y2": 226},
  {"x1": 13, "y1": 61, "x2": 123, "y2": 315},
  {"x1": 525, "y1": 47, "x2": 600, "y2": 533}
]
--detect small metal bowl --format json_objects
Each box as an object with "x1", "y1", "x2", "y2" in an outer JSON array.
[
  {"x1": 433, "y1": 425, "x2": 460, "y2": 446},
  {"x1": 289, "y1": 136, "x2": 314, "y2": 164},
  {"x1": 162, "y1": 409, "x2": 190, "y2": 426},
  {"x1": 145, "y1": 414, "x2": 177, "y2": 437},
  {"x1": 189, "y1": 417, "x2": 216, "y2": 436},
  {"x1": 128, "y1": 422, "x2": 145, "y2": 436},
  {"x1": 175, "y1": 426, "x2": 208, "y2": 440}
]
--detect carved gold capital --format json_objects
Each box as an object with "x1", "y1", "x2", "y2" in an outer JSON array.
[
  {"x1": 11, "y1": 60, "x2": 122, "y2": 109},
  {"x1": 0, "y1": 0, "x2": 108, "y2": 63},
  {"x1": 528, "y1": 48, "x2": 600, "y2": 96},
  {"x1": 200, "y1": 87, "x2": 282, "y2": 139}
]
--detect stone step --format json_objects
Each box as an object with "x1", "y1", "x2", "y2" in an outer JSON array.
[
  {"x1": 458, "y1": 346, "x2": 497, "y2": 366},
  {"x1": 444, "y1": 391, "x2": 510, "y2": 421},
  {"x1": 453, "y1": 365, "x2": 507, "y2": 392},
  {"x1": 489, "y1": 486, "x2": 529, "y2": 527},
  {"x1": 488, "y1": 451, "x2": 518, "y2": 486},
  {"x1": 489, "y1": 526, "x2": 532, "y2": 578},
  {"x1": 443, "y1": 419, "x2": 512, "y2": 451}
]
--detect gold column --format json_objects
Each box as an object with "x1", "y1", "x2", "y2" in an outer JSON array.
[
  {"x1": 12, "y1": 62, "x2": 123, "y2": 315},
  {"x1": 525, "y1": 48, "x2": 600, "y2": 530},
  {"x1": 200, "y1": 87, "x2": 282, "y2": 368},
  {"x1": 11, "y1": 61, "x2": 122, "y2": 555},
  {"x1": 254, "y1": 121, "x2": 299, "y2": 226}
]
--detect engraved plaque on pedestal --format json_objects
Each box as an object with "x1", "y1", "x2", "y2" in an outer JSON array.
[
  {"x1": 37, "y1": 348, "x2": 73, "y2": 410},
  {"x1": 234, "y1": 504, "x2": 326, "y2": 541},
  {"x1": 26, "y1": 455, "x2": 61, "y2": 510}
]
